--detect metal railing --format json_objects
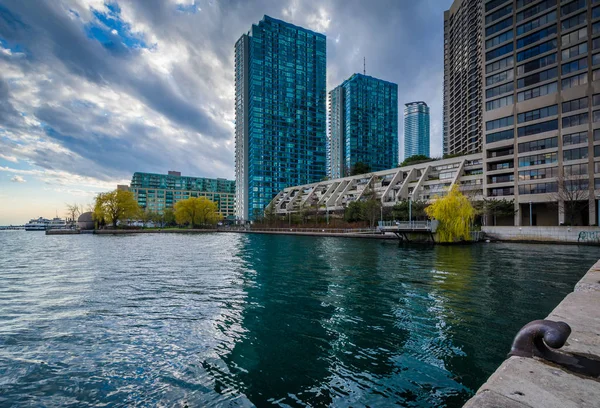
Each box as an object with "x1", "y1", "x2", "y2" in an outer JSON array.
[
  {"x1": 223, "y1": 227, "x2": 382, "y2": 234},
  {"x1": 377, "y1": 220, "x2": 432, "y2": 230}
]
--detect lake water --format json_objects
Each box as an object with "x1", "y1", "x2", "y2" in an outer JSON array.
[{"x1": 0, "y1": 231, "x2": 597, "y2": 407}]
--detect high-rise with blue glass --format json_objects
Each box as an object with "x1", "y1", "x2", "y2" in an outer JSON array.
[
  {"x1": 403, "y1": 101, "x2": 431, "y2": 159},
  {"x1": 234, "y1": 16, "x2": 327, "y2": 221},
  {"x1": 328, "y1": 74, "x2": 398, "y2": 178}
]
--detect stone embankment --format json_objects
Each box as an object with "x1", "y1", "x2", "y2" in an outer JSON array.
[
  {"x1": 463, "y1": 259, "x2": 600, "y2": 407},
  {"x1": 483, "y1": 226, "x2": 600, "y2": 245}
]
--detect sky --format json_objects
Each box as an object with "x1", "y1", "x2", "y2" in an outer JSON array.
[{"x1": 0, "y1": 0, "x2": 452, "y2": 225}]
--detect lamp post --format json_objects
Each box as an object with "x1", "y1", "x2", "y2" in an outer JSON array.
[
  {"x1": 326, "y1": 207, "x2": 329, "y2": 226},
  {"x1": 409, "y1": 196, "x2": 412, "y2": 228},
  {"x1": 529, "y1": 201, "x2": 532, "y2": 227}
]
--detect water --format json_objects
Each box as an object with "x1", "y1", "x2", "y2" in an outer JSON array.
[{"x1": 0, "y1": 232, "x2": 597, "y2": 407}]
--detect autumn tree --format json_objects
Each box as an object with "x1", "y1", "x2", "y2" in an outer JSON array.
[
  {"x1": 174, "y1": 197, "x2": 222, "y2": 228},
  {"x1": 65, "y1": 203, "x2": 81, "y2": 226},
  {"x1": 93, "y1": 190, "x2": 140, "y2": 228},
  {"x1": 425, "y1": 185, "x2": 475, "y2": 243}
]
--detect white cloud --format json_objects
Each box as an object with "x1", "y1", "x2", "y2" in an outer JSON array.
[{"x1": 10, "y1": 175, "x2": 26, "y2": 183}]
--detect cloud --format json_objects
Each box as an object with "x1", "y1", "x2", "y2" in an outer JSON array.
[
  {"x1": 10, "y1": 175, "x2": 26, "y2": 183},
  {"x1": 0, "y1": 0, "x2": 451, "y2": 190}
]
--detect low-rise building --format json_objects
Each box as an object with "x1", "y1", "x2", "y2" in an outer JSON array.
[
  {"x1": 128, "y1": 171, "x2": 236, "y2": 219},
  {"x1": 269, "y1": 153, "x2": 484, "y2": 214}
]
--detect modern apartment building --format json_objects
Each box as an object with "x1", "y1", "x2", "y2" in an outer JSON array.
[
  {"x1": 483, "y1": 0, "x2": 600, "y2": 226},
  {"x1": 269, "y1": 154, "x2": 484, "y2": 215},
  {"x1": 129, "y1": 171, "x2": 236, "y2": 219},
  {"x1": 328, "y1": 73, "x2": 399, "y2": 178},
  {"x1": 234, "y1": 15, "x2": 327, "y2": 221},
  {"x1": 444, "y1": 0, "x2": 484, "y2": 155},
  {"x1": 404, "y1": 101, "x2": 431, "y2": 159}
]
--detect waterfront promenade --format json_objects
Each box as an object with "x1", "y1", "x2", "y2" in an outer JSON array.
[{"x1": 464, "y1": 259, "x2": 600, "y2": 407}]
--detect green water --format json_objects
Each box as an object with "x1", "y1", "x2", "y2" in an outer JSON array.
[{"x1": 0, "y1": 232, "x2": 597, "y2": 407}]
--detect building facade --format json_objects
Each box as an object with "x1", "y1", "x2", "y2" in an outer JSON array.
[
  {"x1": 444, "y1": 0, "x2": 484, "y2": 155},
  {"x1": 404, "y1": 101, "x2": 431, "y2": 159},
  {"x1": 328, "y1": 74, "x2": 399, "y2": 179},
  {"x1": 234, "y1": 15, "x2": 327, "y2": 221},
  {"x1": 269, "y1": 154, "x2": 484, "y2": 215},
  {"x1": 129, "y1": 171, "x2": 236, "y2": 219},
  {"x1": 483, "y1": 0, "x2": 600, "y2": 226}
]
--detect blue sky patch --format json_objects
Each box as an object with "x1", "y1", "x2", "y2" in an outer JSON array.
[{"x1": 86, "y1": 2, "x2": 147, "y2": 52}]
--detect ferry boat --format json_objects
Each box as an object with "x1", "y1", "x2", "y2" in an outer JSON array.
[{"x1": 24, "y1": 217, "x2": 68, "y2": 231}]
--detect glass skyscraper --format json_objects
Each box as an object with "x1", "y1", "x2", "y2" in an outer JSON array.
[
  {"x1": 328, "y1": 73, "x2": 398, "y2": 178},
  {"x1": 403, "y1": 101, "x2": 431, "y2": 159},
  {"x1": 234, "y1": 16, "x2": 327, "y2": 221}
]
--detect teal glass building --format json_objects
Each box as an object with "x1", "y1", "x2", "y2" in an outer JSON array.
[
  {"x1": 235, "y1": 16, "x2": 327, "y2": 221},
  {"x1": 403, "y1": 101, "x2": 430, "y2": 159},
  {"x1": 328, "y1": 74, "x2": 398, "y2": 178}
]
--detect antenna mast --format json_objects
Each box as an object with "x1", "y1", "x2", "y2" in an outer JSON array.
[{"x1": 363, "y1": 57, "x2": 366, "y2": 75}]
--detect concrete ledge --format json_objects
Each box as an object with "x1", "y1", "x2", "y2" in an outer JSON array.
[
  {"x1": 463, "y1": 259, "x2": 600, "y2": 407},
  {"x1": 482, "y1": 226, "x2": 600, "y2": 245}
]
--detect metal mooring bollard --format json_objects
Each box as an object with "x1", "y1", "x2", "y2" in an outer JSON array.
[{"x1": 508, "y1": 319, "x2": 600, "y2": 378}]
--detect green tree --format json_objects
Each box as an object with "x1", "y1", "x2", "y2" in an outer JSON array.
[
  {"x1": 399, "y1": 154, "x2": 434, "y2": 167},
  {"x1": 361, "y1": 199, "x2": 381, "y2": 227},
  {"x1": 163, "y1": 208, "x2": 176, "y2": 227},
  {"x1": 137, "y1": 207, "x2": 155, "y2": 228},
  {"x1": 344, "y1": 201, "x2": 363, "y2": 223},
  {"x1": 264, "y1": 202, "x2": 277, "y2": 226},
  {"x1": 349, "y1": 162, "x2": 371, "y2": 176},
  {"x1": 174, "y1": 197, "x2": 222, "y2": 228},
  {"x1": 484, "y1": 198, "x2": 516, "y2": 226},
  {"x1": 425, "y1": 185, "x2": 475, "y2": 243},
  {"x1": 93, "y1": 190, "x2": 140, "y2": 228},
  {"x1": 391, "y1": 199, "x2": 428, "y2": 221}
]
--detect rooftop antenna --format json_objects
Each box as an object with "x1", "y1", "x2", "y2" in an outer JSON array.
[{"x1": 363, "y1": 57, "x2": 366, "y2": 75}]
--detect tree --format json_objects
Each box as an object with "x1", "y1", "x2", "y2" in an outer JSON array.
[
  {"x1": 349, "y1": 162, "x2": 371, "y2": 176},
  {"x1": 399, "y1": 154, "x2": 434, "y2": 167},
  {"x1": 552, "y1": 176, "x2": 589, "y2": 226},
  {"x1": 93, "y1": 190, "x2": 140, "y2": 228},
  {"x1": 65, "y1": 203, "x2": 81, "y2": 227},
  {"x1": 484, "y1": 198, "x2": 516, "y2": 226},
  {"x1": 425, "y1": 185, "x2": 475, "y2": 243},
  {"x1": 391, "y1": 199, "x2": 428, "y2": 221},
  {"x1": 137, "y1": 207, "x2": 155, "y2": 228},
  {"x1": 344, "y1": 201, "x2": 363, "y2": 223},
  {"x1": 362, "y1": 199, "x2": 381, "y2": 228},
  {"x1": 163, "y1": 208, "x2": 176, "y2": 227},
  {"x1": 174, "y1": 197, "x2": 222, "y2": 228},
  {"x1": 264, "y1": 202, "x2": 277, "y2": 226}
]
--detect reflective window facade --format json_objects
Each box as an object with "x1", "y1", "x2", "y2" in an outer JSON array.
[{"x1": 404, "y1": 101, "x2": 430, "y2": 160}]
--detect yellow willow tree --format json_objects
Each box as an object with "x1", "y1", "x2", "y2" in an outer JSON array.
[
  {"x1": 93, "y1": 190, "x2": 140, "y2": 228},
  {"x1": 425, "y1": 185, "x2": 475, "y2": 243},
  {"x1": 174, "y1": 196, "x2": 222, "y2": 228}
]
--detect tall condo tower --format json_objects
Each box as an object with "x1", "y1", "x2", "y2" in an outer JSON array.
[
  {"x1": 328, "y1": 73, "x2": 398, "y2": 178},
  {"x1": 234, "y1": 16, "x2": 327, "y2": 221},
  {"x1": 404, "y1": 101, "x2": 431, "y2": 159},
  {"x1": 443, "y1": 0, "x2": 483, "y2": 155},
  {"x1": 483, "y1": 0, "x2": 600, "y2": 226}
]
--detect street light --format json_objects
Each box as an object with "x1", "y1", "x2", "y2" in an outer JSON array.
[
  {"x1": 529, "y1": 201, "x2": 532, "y2": 227},
  {"x1": 409, "y1": 196, "x2": 412, "y2": 228}
]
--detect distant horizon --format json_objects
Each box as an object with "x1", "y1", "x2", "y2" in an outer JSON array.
[{"x1": 0, "y1": 0, "x2": 451, "y2": 225}]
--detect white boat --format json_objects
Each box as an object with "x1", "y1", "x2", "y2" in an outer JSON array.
[{"x1": 24, "y1": 217, "x2": 68, "y2": 231}]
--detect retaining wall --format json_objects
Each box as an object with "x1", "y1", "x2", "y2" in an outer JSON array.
[{"x1": 482, "y1": 226, "x2": 600, "y2": 244}]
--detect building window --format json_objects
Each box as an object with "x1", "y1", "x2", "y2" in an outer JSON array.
[
  {"x1": 517, "y1": 25, "x2": 557, "y2": 49},
  {"x1": 486, "y1": 115, "x2": 514, "y2": 130},
  {"x1": 564, "y1": 163, "x2": 588, "y2": 176},
  {"x1": 595, "y1": 145, "x2": 600, "y2": 157},
  {"x1": 487, "y1": 4, "x2": 513, "y2": 25},
  {"x1": 561, "y1": 0, "x2": 587, "y2": 17},
  {"x1": 487, "y1": 0, "x2": 510, "y2": 12},
  {"x1": 562, "y1": 42, "x2": 588, "y2": 62},
  {"x1": 594, "y1": 110, "x2": 600, "y2": 122},
  {"x1": 562, "y1": 97, "x2": 588, "y2": 114},
  {"x1": 519, "y1": 167, "x2": 558, "y2": 180},
  {"x1": 517, "y1": 82, "x2": 557, "y2": 102},
  {"x1": 487, "y1": 30, "x2": 514, "y2": 49},
  {"x1": 487, "y1": 43, "x2": 515, "y2": 61},
  {"x1": 595, "y1": 129, "x2": 600, "y2": 141},
  {"x1": 517, "y1": 105, "x2": 558, "y2": 123},
  {"x1": 486, "y1": 95, "x2": 514, "y2": 111},
  {"x1": 487, "y1": 82, "x2": 515, "y2": 98},
  {"x1": 519, "y1": 182, "x2": 558, "y2": 194},
  {"x1": 486, "y1": 129, "x2": 514, "y2": 143},
  {"x1": 486, "y1": 55, "x2": 514, "y2": 74},
  {"x1": 561, "y1": 57, "x2": 588, "y2": 75},
  {"x1": 594, "y1": 5, "x2": 600, "y2": 19},
  {"x1": 563, "y1": 131, "x2": 588, "y2": 146},
  {"x1": 517, "y1": 10, "x2": 556, "y2": 36},
  {"x1": 563, "y1": 147, "x2": 589, "y2": 161},
  {"x1": 517, "y1": 40, "x2": 557, "y2": 62},
  {"x1": 561, "y1": 12, "x2": 587, "y2": 31},
  {"x1": 489, "y1": 186, "x2": 515, "y2": 196},
  {"x1": 516, "y1": 53, "x2": 557, "y2": 75},
  {"x1": 561, "y1": 72, "x2": 588, "y2": 90},
  {"x1": 518, "y1": 136, "x2": 558, "y2": 153},
  {"x1": 487, "y1": 17, "x2": 514, "y2": 36},
  {"x1": 562, "y1": 112, "x2": 589, "y2": 128},
  {"x1": 518, "y1": 152, "x2": 558, "y2": 167},
  {"x1": 487, "y1": 68, "x2": 514, "y2": 86},
  {"x1": 517, "y1": 67, "x2": 558, "y2": 88},
  {"x1": 561, "y1": 27, "x2": 587, "y2": 48},
  {"x1": 489, "y1": 161, "x2": 514, "y2": 171},
  {"x1": 517, "y1": 0, "x2": 556, "y2": 22}
]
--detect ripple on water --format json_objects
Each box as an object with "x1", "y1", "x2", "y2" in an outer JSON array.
[{"x1": 0, "y1": 232, "x2": 597, "y2": 407}]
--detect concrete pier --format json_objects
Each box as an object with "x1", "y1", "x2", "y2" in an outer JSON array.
[{"x1": 463, "y1": 259, "x2": 600, "y2": 407}]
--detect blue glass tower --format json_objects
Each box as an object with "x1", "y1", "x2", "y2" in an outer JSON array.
[
  {"x1": 235, "y1": 16, "x2": 327, "y2": 221},
  {"x1": 403, "y1": 101, "x2": 430, "y2": 159},
  {"x1": 328, "y1": 74, "x2": 398, "y2": 178}
]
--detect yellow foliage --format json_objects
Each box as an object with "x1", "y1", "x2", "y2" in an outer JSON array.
[
  {"x1": 425, "y1": 185, "x2": 475, "y2": 243},
  {"x1": 93, "y1": 190, "x2": 140, "y2": 228},
  {"x1": 174, "y1": 197, "x2": 222, "y2": 228}
]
